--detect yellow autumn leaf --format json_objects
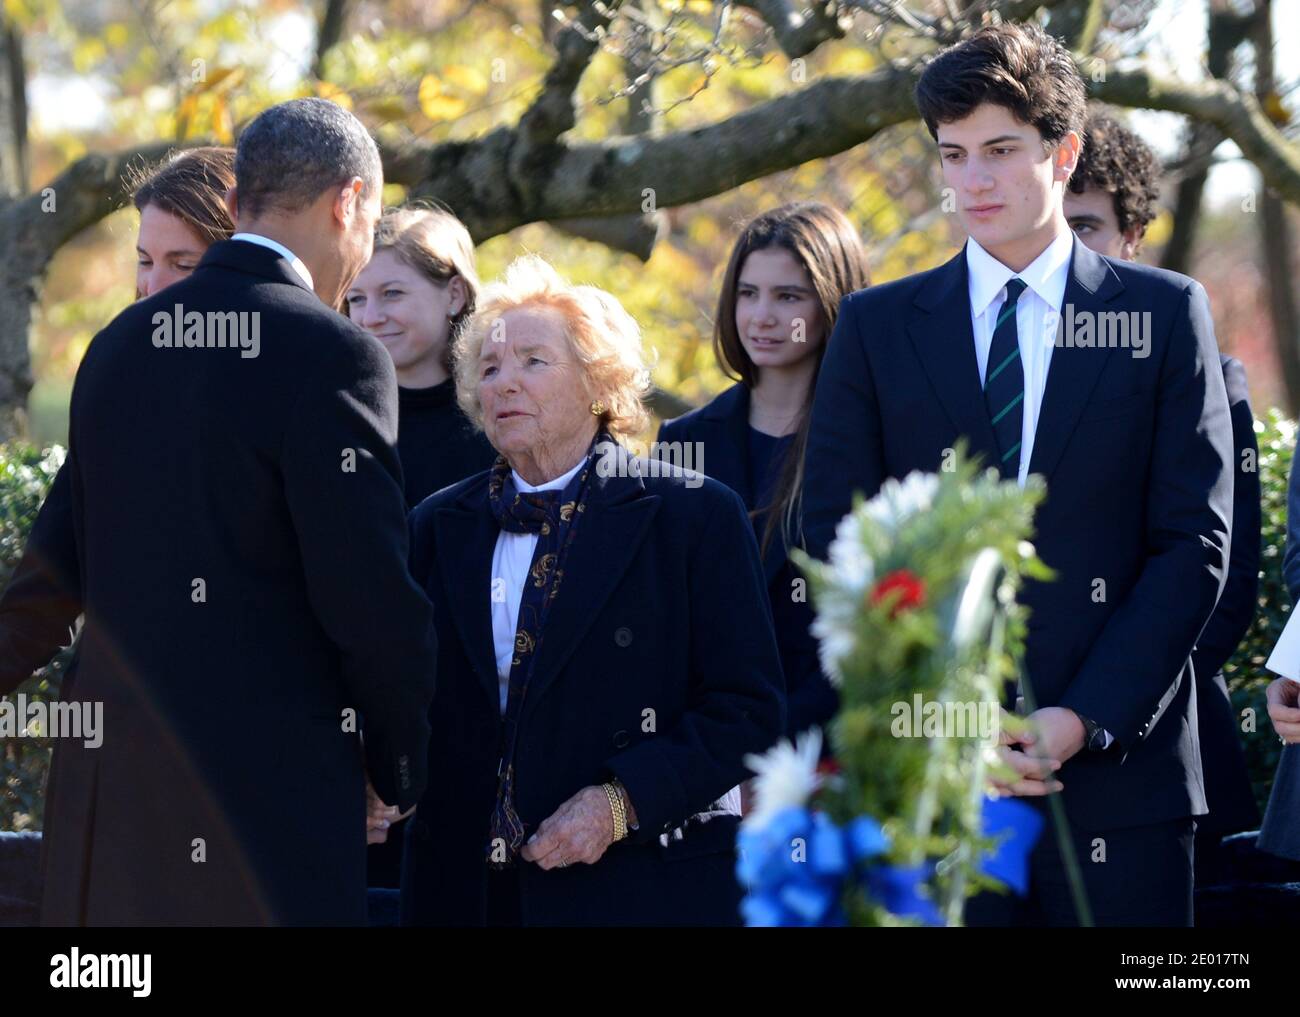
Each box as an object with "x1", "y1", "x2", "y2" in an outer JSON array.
[
  {"x1": 418, "y1": 76, "x2": 467, "y2": 121},
  {"x1": 72, "y1": 38, "x2": 107, "y2": 74},
  {"x1": 104, "y1": 23, "x2": 129, "y2": 48},
  {"x1": 1262, "y1": 91, "x2": 1290, "y2": 126},
  {"x1": 442, "y1": 64, "x2": 488, "y2": 95},
  {"x1": 175, "y1": 94, "x2": 200, "y2": 137},
  {"x1": 195, "y1": 66, "x2": 242, "y2": 93},
  {"x1": 211, "y1": 97, "x2": 234, "y2": 144},
  {"x1": 316, "y1": 81, "x2": 353, "y2": 109},
  {"x1": 420, "y1": 94, "x2": 469, "y2": 122}
]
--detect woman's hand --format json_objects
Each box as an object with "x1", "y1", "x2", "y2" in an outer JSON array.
[
  {"x1": 1267, "y1": 677, "x2": 1300, "y2": 744},
  {"x1": 520, "y1": 785, "x2": 617, "y2": 870},
  {"x1": 366, "y1": 777, "x2": 414, "y2": 845}
]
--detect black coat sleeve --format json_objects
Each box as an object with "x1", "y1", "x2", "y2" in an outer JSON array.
[
  {"x1": 0, "y1": 459, "x2": 82, "y2": 695},
  {"x1": 280, "y1": 333, "x2": 438, "y2": 811},
  {"x1": 802, "y1": 294, "x2": 885, "y2": 561},
  {"x1": 1059, "y1": 282, "x2": 1234, "y2": 747},
  {"x1": 1190, "y1": 357, "x2": 1260, "y2": 682},
  {"x1": 605, "y1": 487, "x2": 786, "y2": 840}
]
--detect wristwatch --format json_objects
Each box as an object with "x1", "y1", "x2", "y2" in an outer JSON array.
[{"x1": 1077, "y1": 712, "x2": 1110, "y2": 752}]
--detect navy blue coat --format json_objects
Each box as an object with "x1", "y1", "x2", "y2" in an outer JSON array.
[
  {"x1": 402, "y1": 441, "x2": 786, "y2": 925},
  {"x1": 658, "y1": 384, "x2": 837, "y2": 737},
  {"x1": 803, "y1": 238, "x2": 1234, "y2": 834},
  {"x1": 1191, "y1": 355, "x2": 1260, "y2": 839}
]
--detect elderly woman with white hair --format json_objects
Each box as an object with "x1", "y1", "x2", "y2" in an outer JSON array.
[{"x1": 398, "y1": 254, "x2": 786, "y2": 926}]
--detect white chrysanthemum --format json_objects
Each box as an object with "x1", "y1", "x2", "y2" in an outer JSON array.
[
  {"x1": 742, "y1": 727, "x2": 824, "y2": 831},
  {"x1": 810, "y1": 586, "x2": 857, "y2": 686},
  {"x1": 826, "y1": 509, "x2": 875, "y2": 593},
  {"x1": 864, "y1": 471, "x2": 939, "y2": 536}
]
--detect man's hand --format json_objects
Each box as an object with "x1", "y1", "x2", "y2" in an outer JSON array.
[
  {"x1": 520, "y1": 786, "x2": 618, "y2": 870},
  {"x1": 365, "y1": 777, "x2": 415, "y2": 845},
  {"x1": 1267, "y1": 677, "x2": 1300, "y2": 744},
  {"x1": 1027, "y1": 706, "x2": 1088, "y2": 764},
  {"x1": 989, "y1": 716, "x2": 1062, "y2": 797},
  {"x1": 988, "y1": 708, "x2": 1075, "y2": 798}
]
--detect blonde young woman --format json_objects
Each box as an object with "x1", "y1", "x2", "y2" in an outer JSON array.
[{"x1": 346, "y1": 207, "x2": 495, "y2": 508}]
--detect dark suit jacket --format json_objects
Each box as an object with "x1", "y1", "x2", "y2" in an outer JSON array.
[
  {"x1": 0, "y1": 240, "x2": 438, "y2": 925},
  {"x1": 1191, "y1": 355, "x2": 1260, "y2": 838},
  {"x1": 401, "y1": 442, "x2": 785, "y2": 926},
  {"x1": 658, "y1": 384, "x2": 837, "y2": 737},
  {"x1": 802, "y1": 237, "x2": 1234, "y2": 833},
  {"x1": 1261, "y1": 438, "x2": 1300, "y2": 861}
]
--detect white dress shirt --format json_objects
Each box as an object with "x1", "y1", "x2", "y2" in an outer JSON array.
[
  {"x1": 230, "y1": 232, "x2": 315, "y2": 291},
  {"x1": 966, "y1": 229, "x2": 1074, "y2": 487},
  {"x1": 490, "y1": 456, "x2": 588, "y2": 714},
  {"x1": 969, "y1": 231, "x2": 1113, "y2": 748}
]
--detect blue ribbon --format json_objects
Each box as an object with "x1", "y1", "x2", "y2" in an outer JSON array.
[{"x1": 977, "y1": 795, "x2": 1043, "y2": 896}]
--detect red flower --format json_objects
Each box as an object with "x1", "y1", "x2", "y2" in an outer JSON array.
[
  {"x1": 870, "y1": 569, "x2": 927, "y2": 617},
  {"x1": 815, "y1": 757, "x2": 841, "y2": 777}
]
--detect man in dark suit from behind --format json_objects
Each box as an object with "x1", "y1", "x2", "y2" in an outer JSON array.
[
  {"x1": 1063, "y1": 110, "x2": 1261, "y2": 887},
  {"x1": 802, "y1": 25, "x2": 1233, "y2": 925},
  {"x1": 0, "y1": 98, "x2": 438, "y2": 925}
]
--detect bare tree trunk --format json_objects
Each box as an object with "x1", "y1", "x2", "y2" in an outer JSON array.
[
  {"x1": 0, "y1": 15, "x2": 26, "y2": 198},
  {"x1": 1160, "y1": 2, "x2": 1250, "y2": 275},
  {"x1": 0, "y1": 12, "x2": 29, "y2": 439},
  {"x1": 1253, "y1": 0, "x2": 1300, "y2": 413},
  {"x1": 312, "y1": 0, "x2": 351, "y2": 81}
]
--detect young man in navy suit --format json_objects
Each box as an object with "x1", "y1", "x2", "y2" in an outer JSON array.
[{"x1": 802, "y1": 25, "x2": 1234, "y2": 925}]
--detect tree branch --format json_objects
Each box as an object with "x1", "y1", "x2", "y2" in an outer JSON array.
[
  {"x1": 517, "y1": 0, "x2": 625, "y2": 150},
  {"x1": 741, "y1": 0, "x2": 846, "y2": 58},
  {"x1": 1091, "y1": 63, "x2": 1300, "y2": 208},
  {"x1": 4, "y1": 142, "x2": 181, "y2": 269},
  {"x1": 399, "y1": 62, "x2": 923, "y2": 239}
]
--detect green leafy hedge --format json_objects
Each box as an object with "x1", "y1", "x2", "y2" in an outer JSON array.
[
  {"x1": 0, "y1": 443, "x2": 71, "y2": 832},
  {"x1": 1226, "y1": 410, "x2": 1296, "y2": 815}
]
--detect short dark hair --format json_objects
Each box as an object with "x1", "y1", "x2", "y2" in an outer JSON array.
[
  {"x1": 1068, "y1": 110, "x2": 1161, "y2": 238},
  {"x1": 234, "y1": 98, "x2": 382, "y2": 218},
  {"x1": 914, "y1": 23, "x2": 1087, "y2": 151},
  {"x1": 130, "y1": 147, "x2": 236, "y2": 247}
]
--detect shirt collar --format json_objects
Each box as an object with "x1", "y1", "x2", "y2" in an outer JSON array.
[
  {"x1": 231, "y1": 232, "x2": 314, "y2": 291},
  {"x1": 512, "y1": 454, "x2": 587, "y2": 494},
  {"x1": 966, "y1": 228, "x2": 1074, "y2": 319}
]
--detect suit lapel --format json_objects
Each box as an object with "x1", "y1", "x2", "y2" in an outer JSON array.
[
  {"x1": 523, "y1": 445, "x2": 661, "y2": 711},
  {"x1": 1027, "y1": 239, "x2": 1126, "y2": 484},
  {"x1": 906, "y1": 248, "x2": 1002, "y2": 470},
  {"x1": 433, "y1": 491, "x2": 503, "y2": 711}
]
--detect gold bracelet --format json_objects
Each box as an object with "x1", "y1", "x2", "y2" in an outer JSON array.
[{"x1": 602, "y1": 781, "x2": 628, "y2": 842}]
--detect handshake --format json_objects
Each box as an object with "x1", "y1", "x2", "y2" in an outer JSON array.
[{"x1": 366, "y1": 779, "x2": 415, "y2": 845}]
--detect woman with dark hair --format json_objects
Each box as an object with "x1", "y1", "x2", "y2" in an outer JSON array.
[
  {"x1": 658, "y1": 202, "x2": 868, "y2": 739},
  {"x1": 346, "y1": 207, "x2": 496, "y2": 508},
  {"x1": 129, "y1": 146, "x2": 236, "y2": 298}
]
